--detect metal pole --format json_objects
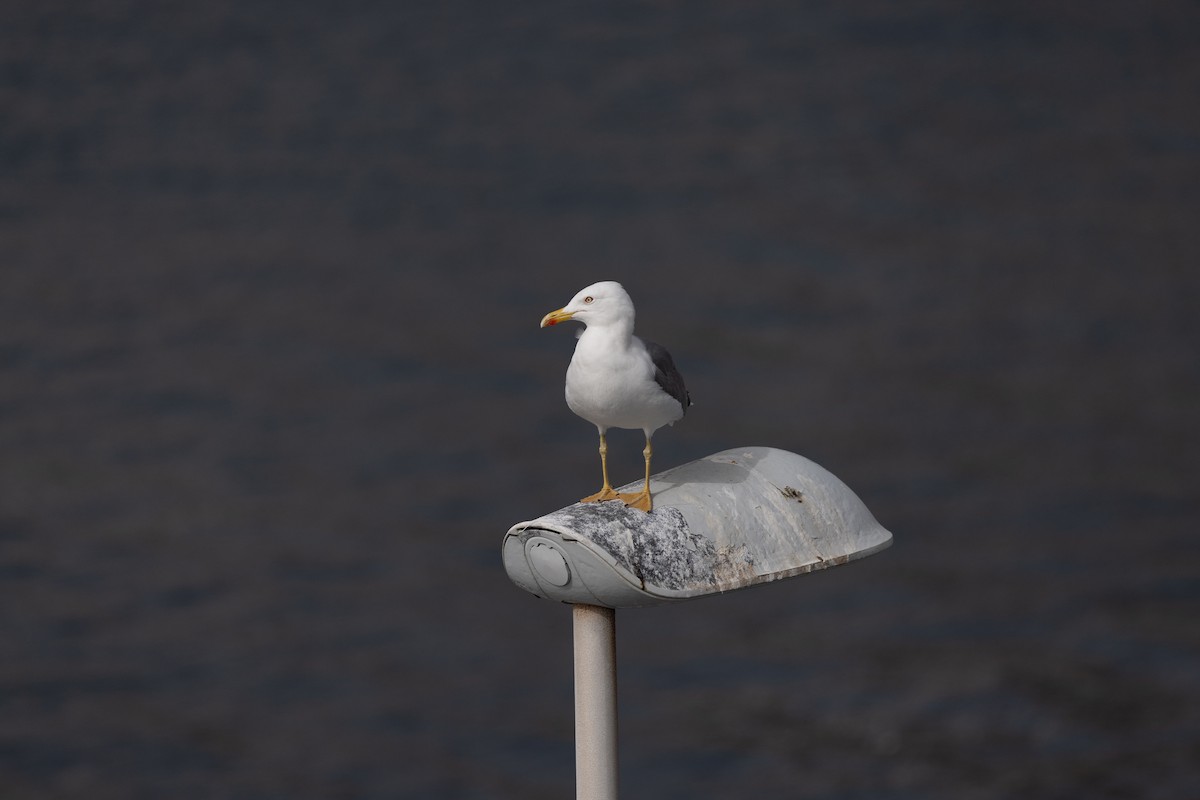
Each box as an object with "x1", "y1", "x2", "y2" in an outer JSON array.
[{"x1": 573, "y1": 603, "x2": 618, "y2": 800}]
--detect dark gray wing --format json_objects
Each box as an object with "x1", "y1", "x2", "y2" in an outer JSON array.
[{"x1": 643, "y1": 339, "x2": 691, "y2": 415}]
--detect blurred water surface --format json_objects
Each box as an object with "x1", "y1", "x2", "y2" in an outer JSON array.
[{"x1": 2, "y1": 1, "x2": 1198, "y2": 798}]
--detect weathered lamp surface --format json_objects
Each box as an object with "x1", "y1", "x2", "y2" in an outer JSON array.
[{"x1": 504, "y1": 447, "x2": 893, "y2": 608}]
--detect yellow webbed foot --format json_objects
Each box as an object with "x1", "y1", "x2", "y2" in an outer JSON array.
[
  {"x1": 581, "y1": 486, "x2": 622, "y2": 504},
  {"x1": 619, "y1": 491, "x2": 652, "y2": 513}
]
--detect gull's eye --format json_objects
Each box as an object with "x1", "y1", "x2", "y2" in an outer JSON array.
[{"x1": 583, "y1": 296, "x2": 594, "y2": 304}]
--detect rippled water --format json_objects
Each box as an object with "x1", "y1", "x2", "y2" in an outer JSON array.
[{"x1": 2, "y1": 2, "x2": 1198, "y2": 798}]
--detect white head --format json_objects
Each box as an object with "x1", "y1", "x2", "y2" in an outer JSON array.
[{"x1": 540, "y1": 281, "x2": 635, "y2": 330}]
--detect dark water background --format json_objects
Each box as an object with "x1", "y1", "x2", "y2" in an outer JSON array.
[{"x1": 3, "y1": 2, "x2": 1198, "y2": 798}]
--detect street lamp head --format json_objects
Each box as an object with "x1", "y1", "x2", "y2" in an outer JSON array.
[{"x1": 504, "y1": 447, "x2": 893, "y2": 608}]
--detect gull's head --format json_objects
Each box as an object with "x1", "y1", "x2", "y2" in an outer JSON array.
[{"x1": 540, "y1": 281, "x2": 635, "y2": 329}]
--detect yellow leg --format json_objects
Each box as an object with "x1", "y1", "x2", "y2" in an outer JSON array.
[
  {"x1": 620, "y1": 437, "x2": 654, "y2": 512},
  {"x1": 580, "y1": 432, "x2": 621, "y2": 503}
]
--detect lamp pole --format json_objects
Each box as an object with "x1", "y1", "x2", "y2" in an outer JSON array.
[
  {"x1": 573, "y1": 603, "x2": 618, "y2": 800},
  {"x1": 506, "y1": 448, "x2": 894, "y2": 798}
]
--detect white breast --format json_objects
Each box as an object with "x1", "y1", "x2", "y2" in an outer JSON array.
[{"x1": 564, "y1": 329, "x2": 684, "y2": 433}]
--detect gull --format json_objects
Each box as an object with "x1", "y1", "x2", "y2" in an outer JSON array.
[{"x1": 540, "y1": 281, "x2": 691, "y2": 512}]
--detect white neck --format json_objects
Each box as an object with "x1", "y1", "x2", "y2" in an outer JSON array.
[{"x1": 576, "y1": 319, "x2": 634, "y2": 354}]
